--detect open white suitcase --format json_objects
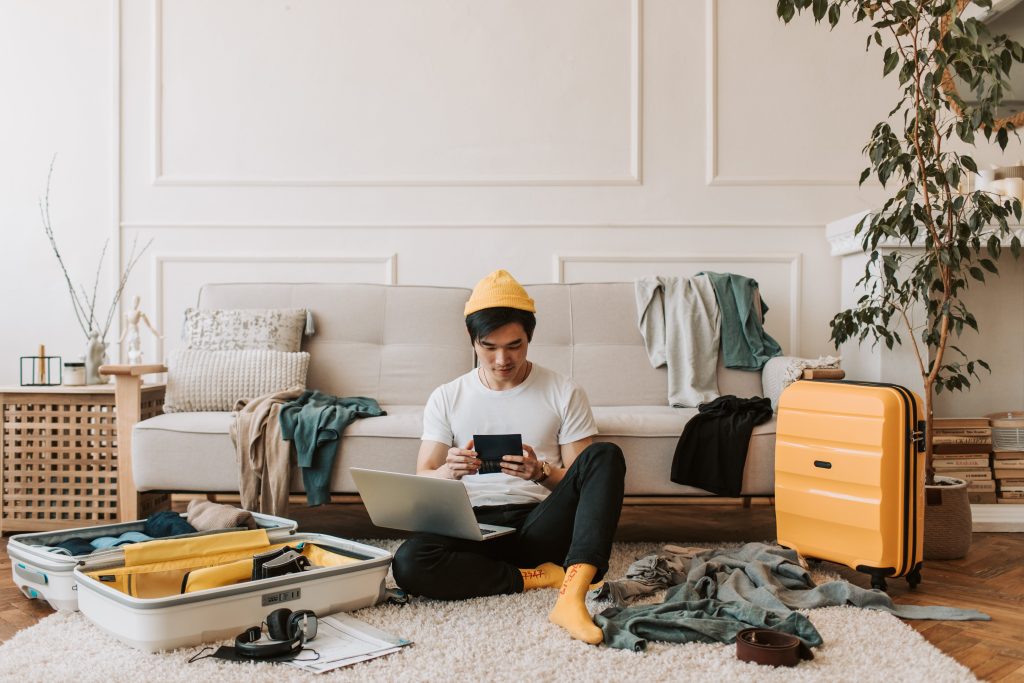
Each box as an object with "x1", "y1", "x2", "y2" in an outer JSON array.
[
  {"x1": 7, "y1": 511, "x2": 295, "y2": 612},
  {"x1": 73, "y1": 528, "x2": 391, "y2": 652}
]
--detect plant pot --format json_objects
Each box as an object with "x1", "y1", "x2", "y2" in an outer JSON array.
[{"x1": 923, "y1": 476, "x2": 972, "y2": 561}]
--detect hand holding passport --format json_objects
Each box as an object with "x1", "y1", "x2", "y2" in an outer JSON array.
[{"x1": 472, "y1": 434, "x2": 523, "y2": 474}]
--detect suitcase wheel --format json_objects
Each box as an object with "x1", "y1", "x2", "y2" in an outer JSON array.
[
  {"x1": 906, "y1": 567, "x2": 922, "y2": 590},
  {"x1": 870, "y1": 576, "x2": 887, "y2": 592}
]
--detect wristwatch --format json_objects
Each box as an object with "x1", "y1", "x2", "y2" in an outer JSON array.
[{"x1": 533, "y1": 461, "x2": 551, "y2": 484}]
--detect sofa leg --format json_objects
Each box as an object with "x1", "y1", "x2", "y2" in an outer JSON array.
[{"x1": 742, "y1": 496, "x2": 751, "y2": 509}]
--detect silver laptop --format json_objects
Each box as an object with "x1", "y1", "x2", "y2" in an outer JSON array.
[{"x1": 350, "y1": 468, "x2": 516, "y2": 541}]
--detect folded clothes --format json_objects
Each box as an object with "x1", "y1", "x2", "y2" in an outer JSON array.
[
  {"x1": 54, "y1": 538, "x2": 98, "y2": 556},
  {"x1": 90, "y1": 531, "x2": 152, "y2": 549},
  {"x1": 186, "y1": 499, "x2": 258, "y2": 532},
  {"x1": 144, "y1": 510, "x2": 197, "y2": 538}
]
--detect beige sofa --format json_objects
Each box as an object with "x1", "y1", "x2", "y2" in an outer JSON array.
[{"x1": 105, "y1": 281, "x2": 823, "y2": 520}]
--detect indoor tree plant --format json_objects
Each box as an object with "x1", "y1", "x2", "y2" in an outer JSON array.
[{"x1": 777, "y1": 0, "x2": 1023, "y2": 558}]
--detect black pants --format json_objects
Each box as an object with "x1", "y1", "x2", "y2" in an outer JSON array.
[{"x1": 392, "y1": 441, "x2": 626, "y2": 600}]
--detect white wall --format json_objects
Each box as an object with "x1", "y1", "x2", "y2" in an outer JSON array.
[{"x1": 2, "y1": 0, "x2": 1021, "y2": 399}]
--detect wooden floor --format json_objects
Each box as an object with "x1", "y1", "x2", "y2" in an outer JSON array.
[{"x1": 2, "y1": 503, "x2": 1022, "y2": 680}]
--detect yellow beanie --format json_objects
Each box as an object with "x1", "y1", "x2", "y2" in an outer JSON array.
[{"x1": 464, "y1": 269, "x2": 536, "y2": 316}]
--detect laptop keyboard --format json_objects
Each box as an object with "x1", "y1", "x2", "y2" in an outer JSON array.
[{"x1": 481, "y1": 528, "x2": 497, "y2": 535}]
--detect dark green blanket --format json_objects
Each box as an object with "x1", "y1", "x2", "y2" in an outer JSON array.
[
  {"x1": 701, "y1": 272, "x2": 782, "y2": 370},
  {"x1": 278, "y1": 391, "x2": 385, "y2": 506}
]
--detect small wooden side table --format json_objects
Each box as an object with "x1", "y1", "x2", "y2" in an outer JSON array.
[{"x1": 0, "y1": 383, "x2": 164, "y2": 532}]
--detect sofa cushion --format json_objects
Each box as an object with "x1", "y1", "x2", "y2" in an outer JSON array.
[
  {"x1": 132, "y1": 406, "x2": 775, "y2": 496},
  {"x1": 526, "y1": 283, "x2": 767, "y2": 406},
  {"x1": 132, "y1": 406, "x2": 425, "y2": 492},
  {"x1": 183, "y1": 307, "x2": 307, "y2": 352},
  {"x1": 198, "y1": 284, "x2": 475, "y2": 405},
  {"x1": 163, "y1": 349, "x2": 309, "y2": 412},
  {"x1": 592, "y1": 407, "x2": 775, "y2": 495}
]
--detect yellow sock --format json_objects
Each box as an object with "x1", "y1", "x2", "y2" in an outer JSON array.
[
  {"x1": 520, "y1": 562, "x2": 565, "y2": 591},
  {"x1": 548, "y1": 563, "x2": 603, "y2": 645}
]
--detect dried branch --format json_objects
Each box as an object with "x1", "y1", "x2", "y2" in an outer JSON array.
[
  {"x1": 101, "y1": 236, "x2": 154, "y2": 340},
  {"x1": 87, "y1": 239, "x2": 110, "y2": 332},
  {"x1": 39, "y1": 156, "x2": 91, "y2": 340},
  {"x1": 40, "y1": 158, "x2": 154, "y2": 344}
]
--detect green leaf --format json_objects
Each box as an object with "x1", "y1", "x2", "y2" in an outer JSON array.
[
  {"x1": 777, "y1": 0, "x2": 795, "y2": 23},
  {"x1": 812, "y1": 0, "x2": 827, "y2": 21},
  {"x1": 883, "y1": 49, "x2": 899, "y2": 77},
  {"x1": 961, "y1": 155, "x2": 978, "y2": 173},
  {"x1": 829, "y1": 3, "x2": 841, "y2": 27}
]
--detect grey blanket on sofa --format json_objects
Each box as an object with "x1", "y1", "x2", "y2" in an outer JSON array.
[
  {"x1": 594, "y1": 542, "x2": 989, "y2": 652},
  {"x1": 634, "y1": 275, "x2": 720, "y2": 408}
]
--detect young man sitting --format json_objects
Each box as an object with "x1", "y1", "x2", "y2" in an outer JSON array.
[{"x1": 391, "y1": 269, "x2": 626, "y2": 645}]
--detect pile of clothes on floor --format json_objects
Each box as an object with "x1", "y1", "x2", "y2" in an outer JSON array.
[{"x1": 593, "y1": 542, "x2": 989, "y2": 652}]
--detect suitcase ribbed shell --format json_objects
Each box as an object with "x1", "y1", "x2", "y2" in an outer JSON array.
[{"x1": 775, "y1": 380, "x2": 924, "y2": 585}]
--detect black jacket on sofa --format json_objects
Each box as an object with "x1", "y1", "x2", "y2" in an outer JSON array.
[{"x1": 670, "y1": 395, "x2": 773, "y2": 497}]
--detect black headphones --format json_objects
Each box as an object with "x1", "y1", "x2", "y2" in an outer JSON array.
[{"x1": 233, "y1": 608, "x2": 318, "y2": 659}]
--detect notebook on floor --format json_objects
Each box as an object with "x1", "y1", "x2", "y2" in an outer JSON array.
[{"x1": 350, "y1": 468, "x2": 516, "y2": 542}]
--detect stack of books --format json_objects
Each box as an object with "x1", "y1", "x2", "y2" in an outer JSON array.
[
  {"x1": 994, "y1": 452, "x2": 1024, "y2": 504},
  {"x1": 931, "y1": 417, "x2": 995, "y2": 504}
]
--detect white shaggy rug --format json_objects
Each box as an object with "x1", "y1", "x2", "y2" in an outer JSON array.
[{"x1": 0, "y1": 541, "x2": 976, "y2": 683}]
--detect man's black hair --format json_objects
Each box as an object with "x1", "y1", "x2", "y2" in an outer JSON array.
[{"x1": 465, "y1": 307, "x2": 537, "y2": 344}]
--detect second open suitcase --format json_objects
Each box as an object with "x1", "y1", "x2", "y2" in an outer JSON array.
[
  {"x1": 73, "y1": 527, "x2": 391, "y2": 652},
  {"x1": 775, "y1": 379, "x2": 924, "y2": 591}
]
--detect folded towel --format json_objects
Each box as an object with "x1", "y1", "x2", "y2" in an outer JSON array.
[
  {"x1": 144, "y1": 510, "x2": 197, "y2": 538},
  {"x1": 90, "y1": 531, "x2": 152, "y2": 549},
  {"x1": 54, "y1": 538, "x2": 96, "y2": 556},
  {"x1": 186, "y1": 499, "x2": 259, "y2": 532}
]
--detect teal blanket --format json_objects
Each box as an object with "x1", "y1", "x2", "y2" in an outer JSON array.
[
  {"x1": 701, "y1": 272, "x2": 782, "y2": 371},
  {"x1": 278, "y1": 391, "x2": 385, "y2": 506}
]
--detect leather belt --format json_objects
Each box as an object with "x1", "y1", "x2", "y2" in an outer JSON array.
[{"x1": 735, "y1": 628, "x2": 815, "y2": 667}]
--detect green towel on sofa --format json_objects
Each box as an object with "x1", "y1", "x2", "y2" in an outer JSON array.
[
  {"x1": 701, "y1": 272, "x2": 782, "y2": 371},
  {"x1": 279, "y1": 391, "x2": 386, "y2": 506}
]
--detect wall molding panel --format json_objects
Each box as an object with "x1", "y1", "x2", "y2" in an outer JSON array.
[
  {"x1": 704, "y1": 0, "x2": 859, "y2": 187},
  {"x1": 149, "y1": 0, "x2": 643, "y2": 188},
  {"x1": 120, "y1": 220, "x2": 826, "y2": 230}
]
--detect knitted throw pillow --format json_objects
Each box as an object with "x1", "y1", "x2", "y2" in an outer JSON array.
[
  {"x1": 164, "y1": 349, "x2": 310, "y2": 413},
  {"x1": 183, "y1": 308, "x2": 308, "y2": 352}
]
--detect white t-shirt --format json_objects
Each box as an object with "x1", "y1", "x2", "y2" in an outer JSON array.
[{"x1": 421, "y1": 364, "x2": 598, "y2": 507}]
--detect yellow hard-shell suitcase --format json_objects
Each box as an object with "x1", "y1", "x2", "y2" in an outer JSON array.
[{"x1": 775, "y1": 379, "x2": 925, "y2": 591}]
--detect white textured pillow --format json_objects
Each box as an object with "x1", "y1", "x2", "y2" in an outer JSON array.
[
  {"x1": 763, "y1": 355, "x2": 842, "y2": 410},
  {"x1": 164, "y1": 349, "x2": 310, "y2": 413},
  {"x1": 183, "y1": 308, "x2": 307, "y2": 352}
]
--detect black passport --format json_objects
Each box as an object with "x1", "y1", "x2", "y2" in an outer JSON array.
[{"x1": 472, "y1": 434, "x2": 523, "y2": 474}]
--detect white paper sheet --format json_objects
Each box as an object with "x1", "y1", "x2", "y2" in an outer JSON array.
[{"x1": 285, "y1": 612, "x2": 411, "y2": 674}]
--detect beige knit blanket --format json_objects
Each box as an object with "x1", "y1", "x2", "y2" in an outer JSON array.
[{"x1": 230, "y1": 386, "x2": 305, "y2": 517}]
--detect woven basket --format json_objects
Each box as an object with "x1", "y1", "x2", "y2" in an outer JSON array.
[{"x1": 923, "y1": 476, "x2": 972, "y2": 561}]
